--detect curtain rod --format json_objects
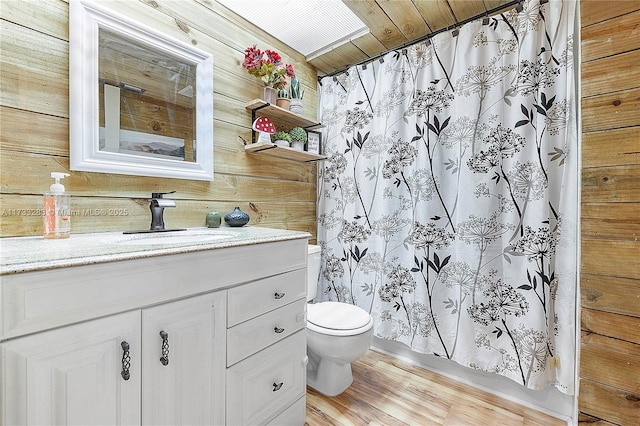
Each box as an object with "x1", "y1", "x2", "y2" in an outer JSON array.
[{"x1": 319, "y1": 0, "x2": 536, "y2": 82}]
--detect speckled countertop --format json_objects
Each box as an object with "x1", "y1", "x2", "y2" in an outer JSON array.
[{"x1": 0, "y1": 227, "x2": 310, "y2": 275}]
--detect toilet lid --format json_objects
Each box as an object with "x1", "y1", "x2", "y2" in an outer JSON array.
[{"x1": 307, "y1": 302, "x2": 372, "y2": 331}]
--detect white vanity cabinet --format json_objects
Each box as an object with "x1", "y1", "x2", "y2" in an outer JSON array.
[
  {"x1": 1, "y1": 291, "x2": 226, "y2": 426},
  {"x1": 0, "y1": 232, "x2": 309, "y2": 426}
]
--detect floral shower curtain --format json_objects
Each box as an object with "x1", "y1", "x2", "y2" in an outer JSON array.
[{"x1": 317, "y1": 0, "x2": 577, "y2": 393}]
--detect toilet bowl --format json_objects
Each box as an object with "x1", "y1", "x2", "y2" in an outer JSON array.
[{"x1": 306, "y1": 245, "x2": 374, "y2": 396}]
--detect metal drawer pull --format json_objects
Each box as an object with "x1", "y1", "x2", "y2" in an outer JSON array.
[
  {"x1": 159, "y1": 331, "x2": 169, "y2": 366},
  {"x1": 121, "y1": 341, "x2": 131, "y2": 381},
  {"x1": 274, "y1": 292, "x2": 285, "y2": 299},
  {"x1": 274, "y1": 326, "x2": 285, "y2": 334},
  {"x1": 273, "y1": 382, "x2": 284, "y2": 392}
]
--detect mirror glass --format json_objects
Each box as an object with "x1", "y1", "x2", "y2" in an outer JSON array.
[
  {"x1": 70, "y1": 0, "x2": 214, "y2": 180},
  {"x1": 99, "y1": 29, "x2": 197, "y2": 163}
]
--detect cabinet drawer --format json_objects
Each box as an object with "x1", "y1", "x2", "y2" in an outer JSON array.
[
  {"x1": 227, "y1": 268, "x2": 306, "y2": 327},
  {"x1": 226, "y1": 331, "x2": 306, "y2": 426},
  {"x1": 266, "y1": 395, "x2": 306, "y2": 426},
  {"x1": 227, "y1": 298, "x2": 306, "y2": 366}
]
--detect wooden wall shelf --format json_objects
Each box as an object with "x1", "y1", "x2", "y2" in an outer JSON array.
[
  {"x1": 244, "y1": 99, "x2": 326, "y2": 162},
  {"x1": 245, "y1": 142, "x2": 325, "y2": 162},
  {"x1": 245, "y1": 99, "x2": 322, "y2": 131}
]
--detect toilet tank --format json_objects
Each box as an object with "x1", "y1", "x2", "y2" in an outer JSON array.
[{"x1": 307, "y1": 245, "x2": 322, "y2": 301}]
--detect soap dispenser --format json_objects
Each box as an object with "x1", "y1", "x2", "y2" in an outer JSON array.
[{"x1": 44, "y1": 172, "x2": 71, "y2": 239}]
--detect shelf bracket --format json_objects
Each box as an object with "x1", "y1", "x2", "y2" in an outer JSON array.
[
  {"x1": 250, "y1": 144, "x2": 278, "y2": 153},
  {"x1": 250, "y1": 103, "x2": 271, "y2": 144}
]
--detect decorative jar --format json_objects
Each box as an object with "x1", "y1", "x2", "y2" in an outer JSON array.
[
  {"x1": 224, "y1": 206, "x2": 250, "y2": 227},
  {"x1": 206, "y1": 211, "x2": 221, "y2": 228}
]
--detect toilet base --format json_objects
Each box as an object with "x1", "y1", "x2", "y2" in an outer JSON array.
[{"x1": 306, "y1": 351, "x2": 353, "y2": 397}]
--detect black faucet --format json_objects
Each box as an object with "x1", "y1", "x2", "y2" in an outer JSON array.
[{"x1": 150, "y1": 191, "x2": 177, "y2": 231}]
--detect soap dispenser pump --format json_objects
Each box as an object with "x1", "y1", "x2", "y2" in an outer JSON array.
[{"x1": 44, "y1": 172, "x2": 71, "y2": 239}]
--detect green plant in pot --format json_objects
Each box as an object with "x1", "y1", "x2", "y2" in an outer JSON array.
[
  {"x1": 289, "y1": 75, "x2": 304, "y2": 115},
  {"x1": 272, "y1": 130, "x2": 291, "y2": 147},
  {"x1": 276, "y1": 89, "x2": 290, "y2": 109},
  {"x1": 289, "y1": 127, "x2": 307, "y2": 151}
]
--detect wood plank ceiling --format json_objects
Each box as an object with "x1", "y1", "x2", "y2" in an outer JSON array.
[{"x1": 309, "y1": 0, "x2": 517, "y2": 75}]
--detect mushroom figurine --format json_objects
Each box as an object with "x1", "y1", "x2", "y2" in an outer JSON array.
[{"x1": 252, "y1": 116, "x2": 276, "y2": 144}]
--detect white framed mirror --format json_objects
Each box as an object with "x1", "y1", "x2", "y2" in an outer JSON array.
[{"x1": 69, "y1": 0, "x2": 214, "y2": 181}]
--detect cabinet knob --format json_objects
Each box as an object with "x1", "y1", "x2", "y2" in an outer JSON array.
[
  {"x1": 159, "y1": 331, "x2": 169, "y2": 366},
  {"x1": 272, "y1": 382, "x2": 284, "y2": 392},
  {"x1": 121, "y1": 341, "x2": 131, "y2": 381},
  {"x1": 274, "y1": 326, "x2": 285, "y2": 334},
  {"x1": 274, "y1": 292, "x2": 285, "y2": 300}
]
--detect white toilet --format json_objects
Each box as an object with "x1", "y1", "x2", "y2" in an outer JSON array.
[{"x1": 306, "y1": 244, "x2": 374, "y2": 396}]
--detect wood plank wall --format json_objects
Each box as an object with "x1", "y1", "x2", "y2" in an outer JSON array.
[
  {"x1": 2, "y1": 1, "x2": 639, "y2": 422},
  {"x1": 0, "y1": 0, "x2": 319, "y2": 241},
  {"x1": 579, "y1": 1, "x2": 640, "y2": 424}
]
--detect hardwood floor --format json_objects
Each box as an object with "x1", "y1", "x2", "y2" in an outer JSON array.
[{"x1": 305, "y1": 350, "x2": 566, "y2": 426}]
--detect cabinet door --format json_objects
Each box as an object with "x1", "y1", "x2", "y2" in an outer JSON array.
[
  {"x1": 141, "y1": 291, "x2": 226, "y2": 426},
  {"x1": 1, "y1": 311, "x2": 141, "y2": 426}
]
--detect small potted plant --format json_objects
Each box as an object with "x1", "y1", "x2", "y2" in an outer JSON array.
[
  {"x1": 289, "y1": 127, "x2": 307, "y2": 151},
  {"x1": 289, "y1": 75, "x2": 304, "y2": 115},
  {"x1": 272, "y1": 130, "x2": 291, "y2": 147},
  {"x1": 276, "y1": 89, "x2": 290, "y2": 110}
]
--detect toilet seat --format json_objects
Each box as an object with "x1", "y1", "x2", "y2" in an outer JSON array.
[{"x1": 307, "y1": 302, "x2": 373, "y2": 336}]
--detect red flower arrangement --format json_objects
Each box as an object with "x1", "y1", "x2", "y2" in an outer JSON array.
[{"x1": 243, "y1": 45, "x2": 295, "y2": 90}]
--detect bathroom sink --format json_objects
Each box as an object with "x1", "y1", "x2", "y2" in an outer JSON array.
[{"x1": 117, "y1": 230, "x2": 234, "y2": 246}]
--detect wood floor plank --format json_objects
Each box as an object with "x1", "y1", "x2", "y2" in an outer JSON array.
[
  {"x1": 444, "y1": 400, "x2": 524, "y2": 425},
  {"x1": 347, "y1": 356, "x2": 451, "y2": 423},
  {"x1": 307, "y1": 386, "x2": 413, "y2": 426},
  {"x1": 305, "y1": 349, "x2": 566, "y2": 426}
]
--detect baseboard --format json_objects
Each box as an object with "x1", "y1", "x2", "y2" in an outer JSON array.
[{"x1": 371, "y1": 337, "x2": 575, "y2": 425}]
